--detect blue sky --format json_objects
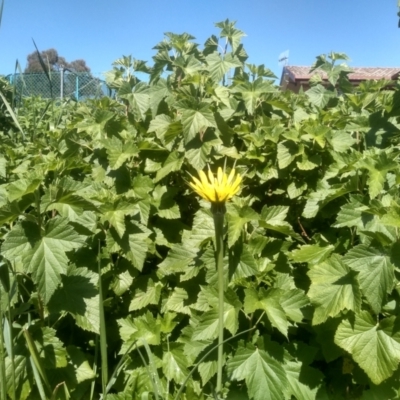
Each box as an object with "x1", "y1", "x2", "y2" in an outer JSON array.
[{"x1": 1, "y1": 0, "x2": 399, "y2": 81}]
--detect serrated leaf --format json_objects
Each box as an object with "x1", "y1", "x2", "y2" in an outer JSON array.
[
  {"x1": 306, "y1": 84, "x2": 334, "y2": 108},
  {"x1": 335, "y1": 312, "x2": 400, "y2": 384},
  {"x1": 164, "y1": 287, "x2": 192, "y2": 315},
  {"x1": 343, "y1": 244, "x2": 394, "y2": 314},
  {"x1": 231, "y1": 78, "x2": 274, "y2": 115},
  {"x1": 328, "y1": 130, "x2": 356, "y2": 153},
  {"x1": 277, "y1": 141, "x2": 298, "y2": 169},
  {"x1": 198, "y1": 360, "x2": 217, "y2": 386},
  {"x1": 244, "y1": 288, "x2": 288, "y2": 337},
  {"x1": 48, "y1": 267, "x2": 100, "y2": 333},
  {"x1": 122, "y1": 82, "x2": 150, "y2": 121},
  {"x1": 178, "y1": 103, "x2": 216, "y2": 144},
  {"x1": 129, "y1": 279, "x2": 162, "y2": 311},
  {"x1": 290, "y1": 244, "x2": 334, "y2": 264},
  {"x1": 7, "y1": 178, "x2": 41, "y2": 202},
  {"x1": 192, "y1": 307, "x2": 238, "y2": 341},
  {"x1": 101, "y1": 201, "x2": 138, "y2": 238},
  {"x1": 227, "y1": 205, "x2": 259, "y2": 248},
  {"x1": 102, "y1": 136, "x2": 139, "y2": 170},
  {"x1": 158, "y1": 244, "x2": 198, "y2": 276},
  {"x1": 206, "y1": 51, "x2": 242, "y2": 82},
  {"x1": 117, "y1": 311, "x2": 161, "y2": 353},
  {"x1": 227, "y1": 344, "x2": 288, "y2": 400},
  {"x1": 155, "y1": 151, "x2": 184, "y2": 182},
  {"x1": 229, "y1": 242, "x2": 259, "y2": 280},
  {"x1": 162, "y1": 343, "x2": 189, "y2": 384},
  {"x1": 66, "y1": 345, "x2": 96, "y2": 383},
  {"x1": 284, "y1": 360, "x2": 325, "y2": 400},
  {"x1": 307, "y1": 254, "x2": 361, "y2": 325},
  {"x1": 2, "y1": 218, "x2": 85, "y2": 304}
]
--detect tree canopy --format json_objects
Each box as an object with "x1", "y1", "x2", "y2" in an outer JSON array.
[{"x1": 25, "y1": 48, "x2": 91, "y2": 73}]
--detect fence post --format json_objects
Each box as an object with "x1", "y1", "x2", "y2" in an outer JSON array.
[
  {"x1": 60, "y1": 66, "x2": 64, "y2": 100},
  {"x1": 75, "y1": 75, "x2": 79, "y2": 100}
]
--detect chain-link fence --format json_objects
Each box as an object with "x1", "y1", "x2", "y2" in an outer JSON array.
[{"x1": 5, "y1": 70, "x2": 112, "y2": 101}]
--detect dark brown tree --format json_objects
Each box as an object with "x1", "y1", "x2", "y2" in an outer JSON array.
[{"x1": 25, "y1": 48, "x2": 91, "y2": 73}]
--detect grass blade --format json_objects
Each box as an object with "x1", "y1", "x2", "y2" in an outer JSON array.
[
  {"x1": 0, "y1": 89, "x2": 25, "y2": 139},
  {"x1": 105, "y1": 340, "x2": 137, "y2": 395},
  {"x1": 32, "y1": 39, "x2": 53, "y2": 98},
  {"x1": 29, "y1": 356, "x2": 47, "y2": 400},
  {"x1": 0, "y1": 0, "x2": 4, "y2": 31},
  {"x1": 23, "y1": 327, "x2": 52, "y2": 395},
  {"x1": 0, "y1": 314, "x2": 7, "y2": 400},
  {"x1": 136, "y1": 346, "x2": 159, "y2": 400},
  {"x1": 97, "y1": 241, "x2": 108, "y2": 396}
]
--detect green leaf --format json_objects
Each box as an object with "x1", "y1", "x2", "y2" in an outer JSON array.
[
  {"x1": 117, "y1": 311, "x2": 161, "y2": 353},
  {"x1": 2, "y1": 218, "x2": 85, "y2": 304},
  {"x1": 227, "y1": 343, "x2": 288, "y2": 400},
  {"x1": 244, "y1": 288, "x2": 288, "y2": 337},
  {"x1": 277, "y1": 141, "x2": 298, "y2": 169},
  {"x1": 335, "y1": 312, "x2": 400, "y2": 384},
  {"x1": 183, "y1": 208, "x2": 214, "y2": 247},
  {"x1": 162, "y1": 343, "x2": 189, "y2": 384},
  {"x1": 101, "y1": 136, "x2": 139, "y2": 170},
  {"x1": 164, "y1": 287, "x2": 192, "y2": 315},
  {"x1": 178, "y1": 102, "x2": 216, "y2": 144},
  {"x1": 215, "y1": 19, "x2": 246, "y2": 52},
  {"x1": 198, "y1": 360, "x2": 218, "y2": 386},
  {"x1": 33, "y1": 326, "x2": 68, "y2": 369},
  {"x1": 358, "y1": 152, "x2": 398, "y2": 199},
  {"x1": 48, "y1": 267, "x2": 100, "y2": 333},
  {"x1": 327, "y1": 130, "x2": 356, "y2": 153},
  {"x1": 155, "y1": 151, "x2": 184, "y2": 182},
  {"x1": 158, "y1": 244, "x2": 198, "y2": 276},
  {"x1": 229, "y1": 242, "x2": 259, "y2": 280},
  {"x1": 260, "y1": 206, "x2": 303, "y2": 241},
  {"x1": 343, "y1": 244, "x2": 394, "y2": 314},
  {"x1": 290, "y1": 244, "x2": 334, "y2": 264},
  {"x1": 148, "y1": 114, "x2": 182, "y2": 146},
  {"x1": 307, "y1": 254, "x2": 361, "y2": 325},
  {"x1": 192, "y1": 301, "x2": 240, "y2": 341},
  {"x1": 185, "y1": 134, "x2": 216, "y2": 171},
  {"x1": 232, "y1": 78, "x2": 274, "y2": 115},
  {"x1": 333, "y1": 198, "x2": 369, "y2": 228},
  {"x1": 226, "y1": 205, "x2": 259, "y2": 248},
  {"x1": 106, "y1": 223, "x2": 150, "y2": 272},
  {"x1": 122, "y1": 82, "x2": 150, "y2": 121},
  {"x1": 206, "y1": 52, "x2": 242, "y2": 82},
  {"x1": 306, "y1": 84, "x2": 334, "y2": 108},
  {"x1": 284, "y1": 360, "x2": 325, "y2": 400},
  {"x1": 7, "y1": 179, "x2": 41, "y2": 202},
  {"x1": 129, "y1": 278, "x2": 162, "y2": 311},
  {"x1": 66, "y1": 345, "x2": 96, "y2": 383},
  {"x1": 279, "y1": 289, "x2": 310, "y2": 323}
]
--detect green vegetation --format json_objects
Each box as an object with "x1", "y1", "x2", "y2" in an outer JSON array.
[{"x1": 1, "y1": 20, "x2": 400, "y2": 399}]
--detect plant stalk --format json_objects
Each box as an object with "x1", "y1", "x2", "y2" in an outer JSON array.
[{"x1": 212, "y1": 206, "x2": 225, "y2": 396}]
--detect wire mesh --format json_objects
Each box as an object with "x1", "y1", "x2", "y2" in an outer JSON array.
[{"x1": 5, "y1": 71, "x2": 112, "y2": 101}]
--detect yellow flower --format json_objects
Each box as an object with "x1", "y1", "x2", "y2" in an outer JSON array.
[{"x1": 189, "y1": 166, "x2": 242, "y2": 204}]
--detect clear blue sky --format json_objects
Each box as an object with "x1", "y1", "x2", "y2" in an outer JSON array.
[{"x1": 1, "y1": 0, "x2": 399, "y2": 80}]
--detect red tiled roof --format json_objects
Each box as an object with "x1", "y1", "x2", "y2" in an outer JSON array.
[{"x1": 284, "y1": 66, "x2": 400, "y2": 82}]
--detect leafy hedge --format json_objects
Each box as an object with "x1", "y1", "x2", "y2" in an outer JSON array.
[{"x1": 1, "y1": 20, "x2": 400, "y2": 399}]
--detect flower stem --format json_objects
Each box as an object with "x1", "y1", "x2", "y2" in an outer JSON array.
[{"x1": 213, "y1": 206, "x2": 225, "y2": 395}]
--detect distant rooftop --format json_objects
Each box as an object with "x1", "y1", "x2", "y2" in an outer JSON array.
[
  {"x1": 280, "y1": 66, "x2": 400, "y2": 92},
  {"x1": 284, "y1": 66, "x2": 400, "y2": 81}
]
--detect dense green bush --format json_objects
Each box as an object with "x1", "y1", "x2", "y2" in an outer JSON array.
[{"x1": 1, "y1": 21, "x2": 400, "y2": 399}]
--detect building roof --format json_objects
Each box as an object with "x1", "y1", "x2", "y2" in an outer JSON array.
[{"x1": 281, "y1": 66, "x2": 400, "y2": 87}]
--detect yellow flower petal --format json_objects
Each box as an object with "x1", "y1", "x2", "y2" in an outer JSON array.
[{"x1": 189, "y1": 166, "x2": 242, "y2": 204}]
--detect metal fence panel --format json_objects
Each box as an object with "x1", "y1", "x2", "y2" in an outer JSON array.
[{"x1": 5, "y1": 71, "x2": 112, "y2": 101}]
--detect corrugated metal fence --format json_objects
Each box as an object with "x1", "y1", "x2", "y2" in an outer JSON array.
[{"x1": 5, "y1": 70, "x2": 112, "y2": 101}]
